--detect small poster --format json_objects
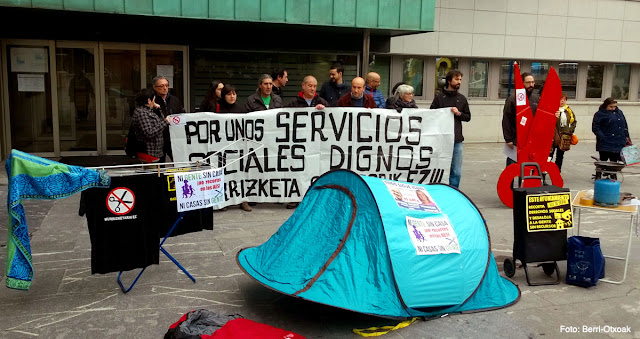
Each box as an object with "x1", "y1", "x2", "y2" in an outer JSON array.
[
  {"x1": 526, "y1": 192, "x2": 573, "y2": 232},
  {"x1": 157, "y1": 65, "x2": 174, "y2": 88},
  {"x1": 406, "y1": 216, "x2": 460, "y2": 255},
  {"x1": 17, "y1": 74, "x2": 45, "y2": 92},
  {"x1": 10, "y1": 47, "x2": 48, "y2": 73},
  {"x1": 174, "y1": 168, "x2": 225, "y2": 212},
  {"x1": 383, "y1": 180, "x2": 441, "y2": 213}
]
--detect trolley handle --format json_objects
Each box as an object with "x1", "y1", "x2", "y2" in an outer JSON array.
[{"x1": 519, "y1": 162, "x2": 547, "y2": 186}]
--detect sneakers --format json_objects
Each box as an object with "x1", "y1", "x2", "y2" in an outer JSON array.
[
  {"x1": 286, "y1": 202, "x2": 299, "y2": 209},
  {"x1": 240, "y1": 202, "x2": 252, "y2": 212}
]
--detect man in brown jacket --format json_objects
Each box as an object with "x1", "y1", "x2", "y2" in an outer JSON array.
[{"x1": 337, "y1": 77, "x2": 377, "y2": 108}]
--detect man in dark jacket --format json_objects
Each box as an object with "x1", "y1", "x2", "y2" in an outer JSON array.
[
  {"x1": 319, "y1": 63, "x2": 349, "y2": 106},
  {"x1": 245, "y1": 74, "x2": 284, "y2": 112},
  {"x1": 502, "y1": 72, "x2": 539, "y2": 166},
  {"x1": 284, "y1": 75, "x2": 329, "y2": 210},
  {"x1": 271, "y1": 67, "x2": 288, "y2": 99},
  {"x1": 287, "y1": 76, "x2": 329, "y2": 109},
  {"x1": 337, "y1": 77, "x2": 377, "y2": 108},
  {"x1": 430, "y1": 69, "x2": 471, "y2": 188},
  {"x1": 152, "y1": 76, "x2": 186, "y2": 161}
]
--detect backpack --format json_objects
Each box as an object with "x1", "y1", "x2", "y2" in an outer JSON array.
[{"x1": 125, "y1": 123, "x2": 145, "y2": 157}]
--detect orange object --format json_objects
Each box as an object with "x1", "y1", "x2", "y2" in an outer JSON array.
[{"x1": 571, "y1": 134, "x2": 579, "y2": 145}]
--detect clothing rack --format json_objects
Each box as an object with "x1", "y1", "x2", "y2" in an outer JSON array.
[{"x1": 86, "y1": 138, "x2": 264, "y2": 293}]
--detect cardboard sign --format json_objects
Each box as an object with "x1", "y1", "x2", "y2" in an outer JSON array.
[
  {"x1": 526, "y1": 192, "x2": 573, "y2": 232},
  {"x1": 174, "y1": 168, "x2": 225, "y2": 212},
  {"x1": 406, "y1": 216, "x2": 460, "y2": 255}
]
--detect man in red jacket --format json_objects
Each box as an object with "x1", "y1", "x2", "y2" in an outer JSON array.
[{"x1": 337, "y1": 77, "x2": 377, "y2": 108}]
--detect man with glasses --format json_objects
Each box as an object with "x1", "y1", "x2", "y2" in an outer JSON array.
[
  {"x1": 152, "y1": 76, "x2": 185, "y2": 161},
  {"x1": 430, "y1": 69, "x2": 470, "y2": 188},
  {"x1": 502, "y1": 72, "x2": 538, "y2": 166}
]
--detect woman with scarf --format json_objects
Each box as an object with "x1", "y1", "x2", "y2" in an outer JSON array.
[
  {"x1": 550, "y1": 93, "x2": 577, "y2": 172},
  {"x1": 132, "y1": 88, "x2": 172, "y2": 163},
  {"x1": 388, "y1": 84, "x2": 418, "y2": 112}
]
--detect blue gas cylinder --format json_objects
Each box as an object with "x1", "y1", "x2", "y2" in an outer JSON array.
[{"x1": 594, "y1": 179, "x2": 620, "y2": 207}]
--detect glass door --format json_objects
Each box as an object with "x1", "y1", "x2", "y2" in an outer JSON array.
[
  {"x1": 145, "y1": 47, "x2": 185, "y2": 109},
  {"x1": 4, "y1": 42, "x2": 55, "y2": 154},
  {"x1": 100, "y1": 43, "x2": 141, "y2": 153},
  {"x1": 56, "y1": 42, "x2": 99, "y2": 154}
]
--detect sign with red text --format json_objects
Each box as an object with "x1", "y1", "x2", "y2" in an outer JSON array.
[
  {"x1": 406, "y1": 216, "x2": 460, "y2": 255},
  {"x1": 174, "y1": 168, "x2": 224, "y2": 212}
]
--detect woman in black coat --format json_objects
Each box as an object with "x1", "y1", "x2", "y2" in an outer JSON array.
[
  {"x1": 388, "y1": 84, "x2": 418, "y2": 112},
  {"x1": 218, "y1": 84, "x2": 248, "y2": 113},
  {"x1": 592, "y1": 97, "x2": 631, "y2": 163}
]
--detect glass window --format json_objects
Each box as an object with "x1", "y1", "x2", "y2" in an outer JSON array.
[
  {"x1": 468, "y1": 60, "x2": 488, "y2": 98},
  {"x1": 586, "y1": 64, "x2": 604, "y2": 99},
  {"x1": 434, "y1": 57, "x2": 459, "y2": 95},
  {"x1": 612, "y1": 64, "x2": 630, "y2": 100},
  {"x1": 499, "y1": 60, "x2": 519, "y2": 99},
  {"x1": 558, "y1": 62, "x2": 578, "y2": 99},
  {"x1": 190, "y1": 50, "x2": 358, "y2": 111},
  {"x1": 56, "y1": 47, "x2": 98, "y2": 152},
  {"x1": 146, "y1": 50, "x2": 184, "y2": 105},
  {"x1": 531, "y1": 62, "x2": 549, "y2": 96},
  {"x1": 104, "y1": 49, "x2": 141, "y2": 151},
  {"x1": 402, "y1": 58, "x2": 424, "y2": 96},
  {"x1": 369, "y1": 55, "x2": 391, "y2": 97},
  {"x1": 7, "y1": 45, "x2": 54, "y2": 153}
]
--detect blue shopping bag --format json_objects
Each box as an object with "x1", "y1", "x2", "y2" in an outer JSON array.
[{"x1": 566, "y1": 236, "x2": 605, "y2": 287}]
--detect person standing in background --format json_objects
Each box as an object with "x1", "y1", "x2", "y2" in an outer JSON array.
[
  {"x1": 430, "y1": 70, "x2": 471, "y2": 188},
  {"x1": 550, "y1": 93, "x2": 577, "y2": 172}
]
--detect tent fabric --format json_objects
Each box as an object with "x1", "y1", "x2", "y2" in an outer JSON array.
[{"x1": 237, "y1": 170, "x2": 520, "y2": 318}]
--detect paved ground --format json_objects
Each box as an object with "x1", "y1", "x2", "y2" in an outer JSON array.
[{"x1": 0, "y1": 141, "x2": 639, "y2": 338}]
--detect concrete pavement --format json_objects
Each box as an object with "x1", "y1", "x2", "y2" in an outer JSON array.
[{"x1": 0, "y1": 141, "x2": 639, "y2": 338}]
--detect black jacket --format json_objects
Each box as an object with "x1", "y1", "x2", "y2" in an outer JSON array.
[
  {"x1": 287, "y1": 92, "x2": 330, "y2": 108},
  {"x1": 502, "y1": 92, "x2": 539, "y2": 145},
  {"x1": 154, "y1": 93, "x2": 185, "y2": 158},
  {"x1": 218, "y1": 102, "x2": 248, "y2": 113},
  {"x1": 430, "y1": 89, "x2": 471, "y2": 143},
  {"x1": 244, "y1": 90, "x2": 283, "y2": 112},
  {"x1": 319, "y1": 80, "x2": 349, "y2": 107},
  {"x1": 155, "y1": 93, "x2": 185, "y2": 117},
  {"x1": 388, "y1": 98, "x2": 418, "y2": 112}
]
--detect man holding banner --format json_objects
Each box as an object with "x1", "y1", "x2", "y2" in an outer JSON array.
[{"x1": 287, "y1": 76, "x2": 329, "y2": 110}]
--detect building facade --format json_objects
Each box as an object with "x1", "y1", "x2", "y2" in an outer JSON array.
[
  {"x1": 389, "y1": 0, "x2": 640, "y2": 142},
  {"x1": 0, "y1": 0, "x2": 434, "y2": 160}
]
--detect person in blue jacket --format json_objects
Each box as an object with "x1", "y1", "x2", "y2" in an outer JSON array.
[{"x1": 592, "y1": 97, "x2": 631, "y2": 178}]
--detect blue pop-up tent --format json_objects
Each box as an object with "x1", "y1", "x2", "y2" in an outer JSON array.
[{"x1": 237, "y1": 170, "x2": 520, "y2": 318}]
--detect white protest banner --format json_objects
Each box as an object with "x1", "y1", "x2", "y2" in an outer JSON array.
[
  {"x1": 174, "y1": 168, "x2": 225, "y2": 212},
  {"x1": 406, "y1": 216, "x2": 461, "y2": 255},
  {"x1": 169, "y1": 108, "x2": 454, "y2": 207}
]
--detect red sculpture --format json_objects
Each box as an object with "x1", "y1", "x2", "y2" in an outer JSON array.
[{"x1": 497, "y1": 62, "x2": 564, "y2": 208}]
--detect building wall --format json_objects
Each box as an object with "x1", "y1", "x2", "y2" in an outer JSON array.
[
  {"x1": 391, "y1": 0, "x2": 640, "y2": 143},
  {"x1": 391, "y1": 0, "x2": 640, "y2": 63}
]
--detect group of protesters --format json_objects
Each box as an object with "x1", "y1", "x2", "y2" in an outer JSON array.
[{"x1": 130, "y1": 63, "x2": 473, "y2": 211}]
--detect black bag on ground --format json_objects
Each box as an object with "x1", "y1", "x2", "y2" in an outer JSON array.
[
  {"x1": 566, "y1": 236, "x2": 605, "y2": 287},
  {"x1": 125, "y1": 124, "x2": 145, "y2": 157}
]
